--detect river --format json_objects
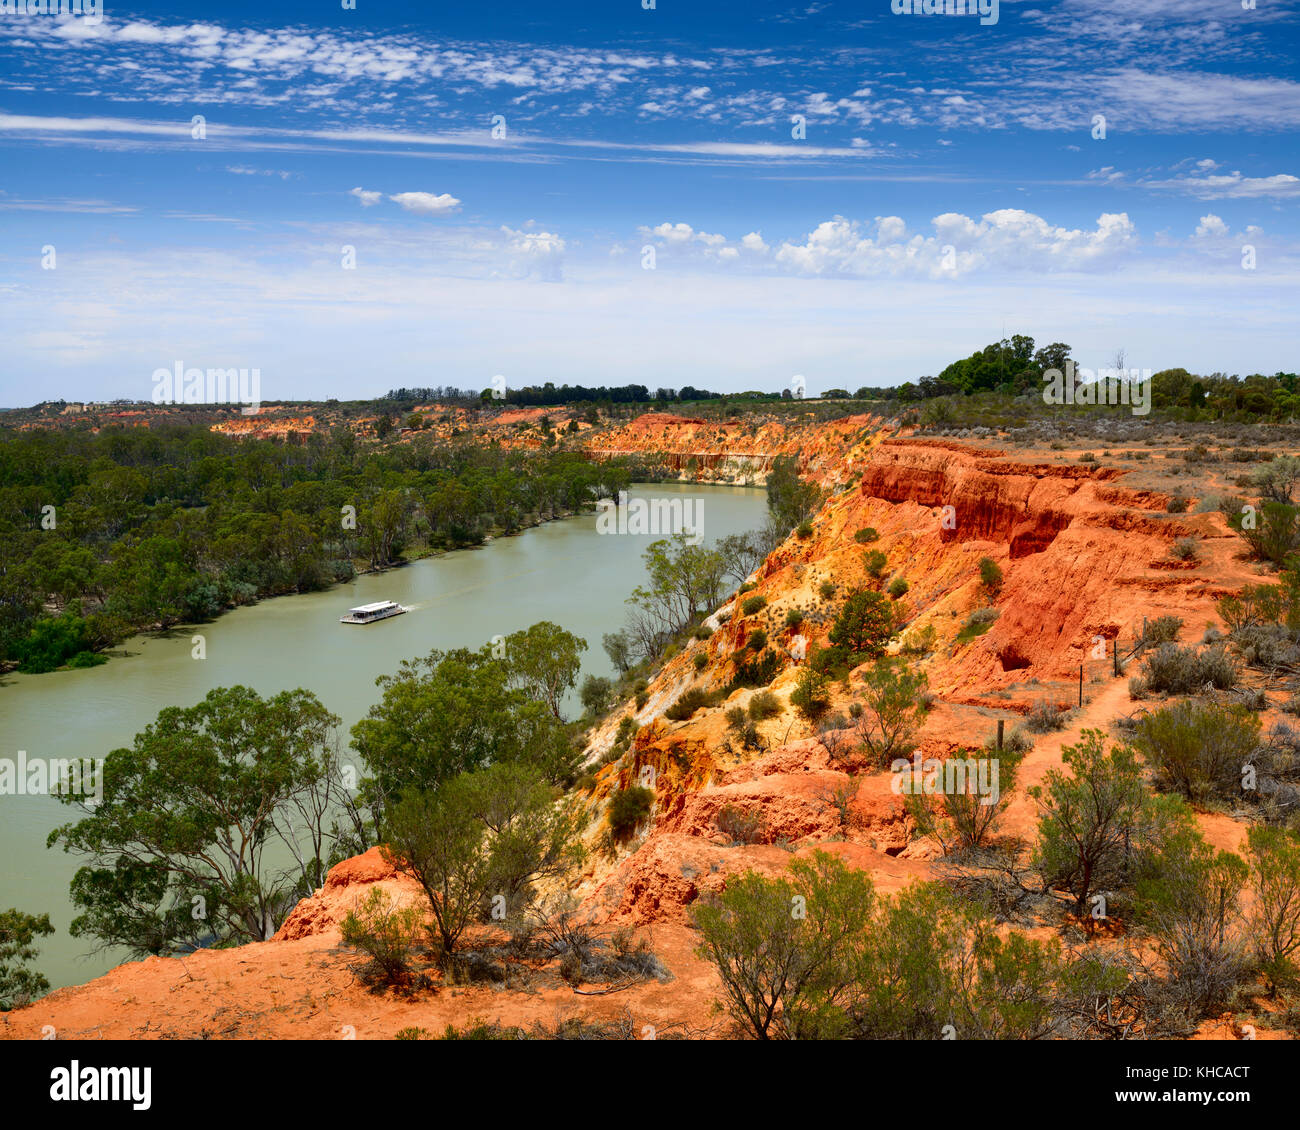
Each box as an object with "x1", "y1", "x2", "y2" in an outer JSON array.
[{"x1": 0, "y1": 483, "x2": 767, "y2": 992}]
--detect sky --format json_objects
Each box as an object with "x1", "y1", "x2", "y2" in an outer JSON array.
[{"x1": 0, "y1": 0, "x2": 1297, "y2": 405}]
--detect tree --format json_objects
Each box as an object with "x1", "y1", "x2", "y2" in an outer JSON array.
[
  {"x1": 691, "y1": 852, "x2": 876, "y2": 1039},
  {"x1": 1031, "y1": 730, "x2": 1187, "y2": 917},
  {"x1": 0, "y1": 908, "x2": 54, "y2": 1010},
  {"x1": 382, "y1": 763, "x2": 585, "y2": 971},
  {"x1": 1136, "y1": 827, "x2": 1249, "y2": 1016},
  {"x1": 1032, "y1": 342, "x2": 1073, "y2": 379},
  {"x1": 351, "y1": 644, "x2": 575, "y2": 810},
  {"x1": 1246, "y1": 825, "x2": 1300, "y2": 991},
  {"x1": 502, "y1": 621, "x2": 587, "y2": 720},
  {"x1": 580, "y1": 674, "x2": 613, "y2": 716},
  {"x1": 791, "y1": 666, "x2": 831, "y2": 723},
  {"x1": 627, "y1": 533, "x2": 727, "y2": 648},
  {"x1": 766, "y1": 456, "x2": 821, "y2": 536},
  {"x1": 717, "y1": 530, "x2": 767, "y2": 584},
  {"x1": 828, "y1": 588, "x2": 896, "y2": 660},
  {"x1": 1252, "y1": 455, "x2": 1300, "y2": 505},
  {"x1": 602, "y1": 629, "x2": 633, "y2": 673},
  {"x1": 50, "y1": 686, "x2": 343, "y2": 955},
  {"x1": 854, "y1": 658, "x2": 930, "y2": 767}
]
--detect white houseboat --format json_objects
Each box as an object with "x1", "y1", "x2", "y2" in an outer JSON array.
[{"x1": 340, "y1": 600, "x2": 408, "y2": 625}]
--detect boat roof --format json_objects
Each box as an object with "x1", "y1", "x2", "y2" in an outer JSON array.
[{"x1": 349, "y1": 601, "x2": 400, "y2": 613}]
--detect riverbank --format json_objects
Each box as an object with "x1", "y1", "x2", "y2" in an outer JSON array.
[{"x1": 0, "y1": 484, "x2": 769, "y2": 992}]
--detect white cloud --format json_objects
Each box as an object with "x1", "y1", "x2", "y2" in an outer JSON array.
[
  {"x1": 500, "y1": 225, "x2": 566, "y2": 280},
  {"x1": 389, "y1": 191, "x2": 462, "y2": 216},
  {"x1": 1194, "y1": 214, "x2": 1229, "y2": 239},
  {"x1": 350, "y1": 187, "x2": 383, "y2": 207},
  {"x1": 1143, "y1": 170, "x2": 1300, "y2": 199},
  {"x1": 774, "y1": 210, "x2": 1138, "y2": 277}
]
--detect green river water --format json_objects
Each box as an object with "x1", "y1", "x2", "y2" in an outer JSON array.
[{"x1": 0, "y1": 483, "x2": 768, "y2": 991}]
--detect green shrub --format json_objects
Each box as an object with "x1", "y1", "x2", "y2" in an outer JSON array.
[
  {"x1": 956, "y1": 606, "x2": 999, "y2": 644},
  {"x1": 717, "y1": 804, "x2": 766, "y2": 845},
  {"x1": 665, "y1": 687, "x2": 724, "y2": 720},
  {"x1": 983, "y1": 726, "x2": 1032, "y2": 754},
  {"x1": 854, "y1": 528, "x2": 879, "y2": 544},
  {"x1": 790, "y1": 667, "x2": 832, "y2": 722},
  {"x1": 748, "y1": 690, "x2": 781, "y2": 720},
  {"x1": 608, "y1": 786, "x2": 655, "y2": 837},
  {"x1": 581, "y1": 675, "x2": 614, "y2": 715},
  {"x1": 731, "y1": 648, "x2": 782, "y2": 689},
  {"x1": 748, "y1": 629, "x2": 768, "y2": 652},
  {"x1": 339, "y1": 887, "x2": 427, "y2": 990},
  {"x1": 1140, "y1": 643, "x2": 1239, "y2": 694},
  {"x1": 784, "y1": 609, "x2": 805, "y2": 630},
  {"x1": 66, "y1": 650, "x2": 108, "y2": 669},
  {"x1": 1247, "y1": 825, "x2": 1300, "y2": 991},
  {"x1": 693, "y1": 651, "x2": 709, "y2": 671},
  {"x1": 796, "y1": 521, "x2": 814, "y2": 539},
  {"x1": 978, "y1": 557, "x2": 1003, "y2": 594},
  {"x1": 1169, "y1": 537, "x2": 1199, "y2": 562},
  {"x1": 862, "y1": 550, "x2": 888, "y2": 579},
  {"x1": 887, "y1": 577, "x2": 909, "y2": 599},
  {"x1": 827, "y1": 588, "x2": 896, "y2": 660},
  {"x1": 1132, "y1": 700, "x2": 1260, "y2": 802},
  {"x1": 1141, "y1": 615, "x2": 1184, "y2": 646},
  {"x1": 1025, "y1": 701, "x2": 1068, "y2": 733},
  {"x1": 819, "y1": 580, "x2": 836, "y2": 600},
  {"x1": 741, "y1": 595, "x2": 767, "y2": 616},
  {"x1": 854, "y1": 658, "x2": 931, "y2": 767}
]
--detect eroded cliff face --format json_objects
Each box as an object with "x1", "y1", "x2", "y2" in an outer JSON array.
[
  {"x1": 5, "y1": 421, "x2": 1271, "y2": 1041},
  {"x1": 584, "y1": 411, "x2": 883, "y2": 485}
]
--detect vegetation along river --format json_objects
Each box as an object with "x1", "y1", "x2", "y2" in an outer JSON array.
[{"x1": 1, "y1": 483, "x2": 768, "y2": 991}]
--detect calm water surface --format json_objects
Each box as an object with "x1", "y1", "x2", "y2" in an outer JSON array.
[{"x1": 0, "y1": 483, "x2": 767, "y2": 990}]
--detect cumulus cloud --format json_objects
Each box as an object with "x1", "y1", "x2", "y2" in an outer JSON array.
[
  {"x1": 1194, "y1": 214, "x2": 1229, "y2": 239},
  {"x1": 773, "y1": 210, "x2": 1137, "y2": 277},
  {"x1": 349, "y1": 186, "x2": 383, "y2": 206},
  {"x1": 389, "y1": 191, "x2": 462, "y2": 216},
  {"x1": 500, "y1": 225, "x2": 566, "y2": 280}
]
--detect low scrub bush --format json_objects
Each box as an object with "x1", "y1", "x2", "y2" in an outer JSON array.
[
  {"x1": 607, "y1": 786, "x2": 655, "y2": 838},
  {"x1": 1140, "y1": 643, "x2": 1239, "y2": 695},
  {"x1": 339, "y1": 887, "x2": 427, "y2": 991},
  {"x1": 1025, "y1": 701, "x2": 1069, "y2": 733},
  {"x1": 1132, "y1": 700, "x2": 1261, "y2": 802},
  {"x1": 717, "y1": 804, "x2": 767, "y2": 845},
  {"x1": 665, "y1": 686, "x2": 725, "y2": 720},
  {"x1": 1141, "y1": 615, "x2": 1183, "y2": 646}
]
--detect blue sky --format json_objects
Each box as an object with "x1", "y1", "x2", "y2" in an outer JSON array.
[{"x1": 1, "y1": 0, "x2": 1297, "y2": 405}]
